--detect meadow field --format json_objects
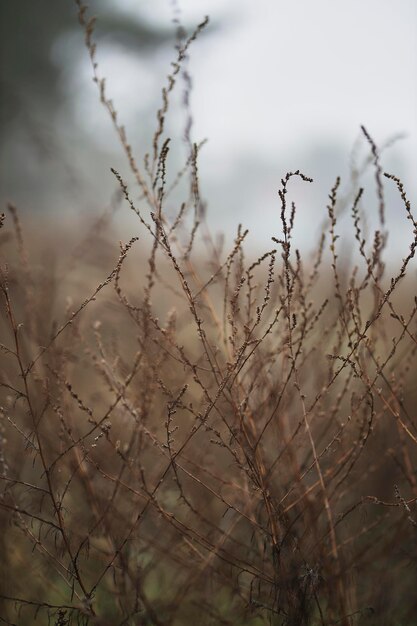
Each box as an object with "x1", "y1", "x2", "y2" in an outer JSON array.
[{"x1": 1, "y1": 3, "x2": 417, "y2": 625}]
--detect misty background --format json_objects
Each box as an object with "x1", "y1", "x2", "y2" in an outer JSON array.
[{"x1": 1, "y1": 0, "x2": 416, "y2": 256}]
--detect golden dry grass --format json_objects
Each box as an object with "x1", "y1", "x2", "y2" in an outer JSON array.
[{"x1": 1, "y1": 4, "x2": 417, "y2": 625}]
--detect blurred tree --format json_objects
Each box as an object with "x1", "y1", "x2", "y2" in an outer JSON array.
[
  {"x1": 0, "y1": 1, "x2": 178, "y2": 212},
  {"x1": 0, "y1": 1, "x2": 218, "y2": 217},
  {"x1": 0, "y1": 1, "x2": 174, "y2": 137}
]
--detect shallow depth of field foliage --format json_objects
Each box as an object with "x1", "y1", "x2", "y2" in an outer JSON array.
[{"x1": 1, "y1": 3, "x2": 417, "y2": 626}]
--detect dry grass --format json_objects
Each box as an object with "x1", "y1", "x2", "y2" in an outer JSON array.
[{"x1": 1, "y1": 4, "x2": 417, "y2": 625}]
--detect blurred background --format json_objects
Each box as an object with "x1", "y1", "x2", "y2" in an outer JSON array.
[{"x1": 1, "y1": 0, "x2": 416, "y2": 255}]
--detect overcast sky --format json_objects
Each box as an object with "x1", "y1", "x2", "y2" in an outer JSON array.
[
  {"x1": 116, "y1": 0, "x2": 417, "y2": 156},
  {"x1": 75, "y1": 0, "x2": 417, "y2": 252}
]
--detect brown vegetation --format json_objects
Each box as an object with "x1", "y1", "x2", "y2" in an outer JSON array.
[{"x1": 1, "y1": 4, "x2": 417, "y2": 625}]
